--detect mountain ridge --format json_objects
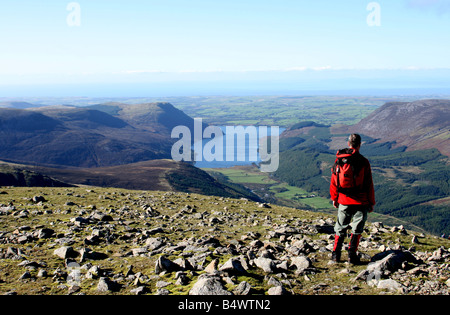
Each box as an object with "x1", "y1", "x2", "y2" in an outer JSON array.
[
  {"x1": 0, "y1": 102, "x2": 199, "y2": 168},
  {"x1": 348, "y1": 99, "x2": 450, "y2": 157},
  {"x1": 0, "y1": 159, "x2": 258, "y2": 201}
]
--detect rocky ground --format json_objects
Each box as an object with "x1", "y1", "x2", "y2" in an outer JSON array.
[{"x1": 0, "y1": 187, "x2": 449, "y2": 295}]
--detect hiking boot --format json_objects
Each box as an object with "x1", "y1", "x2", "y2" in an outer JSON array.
[
  {"x1": 347, "y1": 250, "x2": 360, "y2": 265},
  {"x1": 331, "y1": 251, "x2": 341, "y2": 262},
  {"x1": 331, "y1": 235, "x2": 344, "y2": 262},
  {"x1": 347, "y1": 234, "x2": 361, "y2": 265}
]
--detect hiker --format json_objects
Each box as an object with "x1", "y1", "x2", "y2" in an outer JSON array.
[{"x1": 330, "y1": 134, "x2": 375, "y2": 264}]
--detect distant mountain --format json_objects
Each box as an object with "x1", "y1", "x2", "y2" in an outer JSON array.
[
  {"x1": 348, "y1": 99, "x2": 450, "y2": 157},
  {"x1": 0, "y1": 103, "x2": 199, "y2": 168},
  {"x1": 86, "y1": 102, "x2": 203, "y2": 134},
  {"x1": 0, "y1": 101, "x2": 38, "y2": 109}
]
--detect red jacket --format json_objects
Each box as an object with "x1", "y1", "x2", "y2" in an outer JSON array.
[{"x1": 330, "y1": 148, "x2": 375, "y2": 206}]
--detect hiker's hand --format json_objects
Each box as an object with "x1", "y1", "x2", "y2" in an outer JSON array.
[
  {"x1": 369, "y1": 205, "x2": 374, "y2": 213},
  {"x1": 333, "y1": 201, "x2": 339, "y2": 209}
]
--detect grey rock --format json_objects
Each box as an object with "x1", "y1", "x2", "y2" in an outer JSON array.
[
  {"x1": 156, "y1": 288, "x2": 171, "y2": 295},
  {"x1": 79, "y1": 247, "x2": 107, "y2": 262},
  {"x1": 369, "y1": 250, "x2": 420, "y2": 274},
  {"x1": 70, "y1": 217, "x2": 90, "y2": 226},
  {"x1": 219, "y1": 257, "x2": 247, "y2": 274},
  {"x1": 233, "y1": 281, "x2": 251, "y2": 295},
  {"x1": 267, "y1": 277, "x2": 283, "y2": 287},
  {"x1": 132, "y1": 247, "x2": 149, "y2": 257},
  {"x1": 84, "y1": 235, "x2": 101, "y2": 245},
  {"x1": 19, "y1": 271, "x2": 32, "y2": 280},
  {"x1": 290, "y1": 255, "x2": 312, "y2": 273},
  {"x1": 32, "y1": 196, "x2": 46, "y2": 203},
  {"x1": 36, "y1": 228, "x2": 54, "y2": 239},
  {"x1": 130, "y1": 286, "x2": 147, "y2": 295},
  {"x1": 173, "y1": 257, "x2": 194, "y2": 271},
  {"x1": 97, "y1": 277, "x2": 113, "y2": 292},
  {"x1": 428, "y1": 247, "x2": 449, "y2": 262},
  {"x1": 377, "y1": 279, "x2": 405, "y2": 293},
  {"x1": 189, "y1": 274, "x2": 232, "y2": 295},
  {"x1": 254, "y1": 257, "x2": 275, "y2": 273},
  {"x1": 204, "y1": 258, "x2": 219, "y2": 274},
  {"x1": 91, "y1": 212, "x2": 113, "y2": 222},
  {"x1": 268, "y1": 286, "x2": 289, "y2": 295},
  {"x1": 145, "y1": 237, "x2": 165, "y2": 250},
  {"x1": 53, "y1": 246, "x2": 78, "y2": 259},
  {"x1": 156, "y1": 280, "x2": 171, "y2": 288},
  {"x1": 155, "y1": 255, "x2": 181, "y2": 273},
  {"x1": 37, "y1": 269, "x2": 48, "y2": 278}
]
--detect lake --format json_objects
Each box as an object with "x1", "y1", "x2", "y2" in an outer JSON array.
[{"x1": 194, "y1": 126, "x2": 285, "y2": 169}]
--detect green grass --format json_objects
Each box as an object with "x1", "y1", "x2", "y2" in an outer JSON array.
[
  {"x1": 207, "y1": 168, "x2": 277, "y2": 185},
  {"x1": 206, "y1": 166, "x2": 332, "y2": 211},
  {"x1": 269, "y1": 183, "x2": 332, "y2": 210},
  {"x1": 1, "y1": 186, "x2": 449, "y2": 295}
]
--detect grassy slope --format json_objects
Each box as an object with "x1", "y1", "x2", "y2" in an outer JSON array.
[{"x1": 1, "y1": 186, "x2": 449, "y2": 295}]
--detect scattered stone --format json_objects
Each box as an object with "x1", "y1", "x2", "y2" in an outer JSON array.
[
  {"x1": 1, "y1": 187, "x2": 449, "y2": 296},
  {"x1": 376, "y1": 279, "x2": 405, "y2": 293},
  {"x1": 32, "y1": 196, "x2": 46, "y2": 203},
  {"x1": 219, "y1": 257, "x2": 247, "y2": 274},
  {"x1": 268, "y1": 286, "x2": 289, "y2": 295},
  {"x1": 19, "y1": 271, "x2": 32, "y2": 280},
  {"x1": 91, "y1": 212, "x2": 114, "y2": 222},
  {"x1": 290, "y1": 255, "x2": 312, "y2": 274},
  {"x1": 233, "y1": 281, "x2": 252, "y2": 295},
  {"x1": 189, "y1": 274, "x2": 232, "y2": 295},
  {"x1": 130, "y1": 286, "x2": 147, "y2": 295},
  {"x1": 204, "y1": 259, "x2": 219, "y2": 274},
  {"x1": 253, "y1": 257, "x2": 276, "y2": 273},
  {"x1": 36, "y1": 228, "x2": 54, "y2": 239},
  {"x1": 53, "y1": 246, "x2": 78, "y2": 259},
  {"x1": 97, "y1": 277, "x2": 114, "y2": 292},
  {"x1": 155, "y1": 255, "x2": 181, "y2": 274},
  {"x1": 428, "y1": 247, "x2": 449, "y2": 262}
]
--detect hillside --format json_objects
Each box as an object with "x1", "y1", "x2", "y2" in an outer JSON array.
[
  {"x1": 0, "y1": 103, "x2": 199, "y2": 168},
  {"x1": 0, "y1": 165, "x2": 72, "y2": 188},
  {"x1": 0, "y1": 186, "x2": 449, "y2": 296},
  {"x1": 86, "y1": 102, "x2": 206, "y2": 135},
  {"x1": 0, "y1": 160, "x2": 258, "y2": 201},
  {"x1": 273, "y1": 119, "x2": 450, "y2": 236},
  {"x1": 348, "y1": 99, "x2": 450, "y2": 157}
]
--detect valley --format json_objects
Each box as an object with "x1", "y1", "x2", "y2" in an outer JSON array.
[
  {"x1": 0, "y1": 96, "x2": 449, "y2": 237},
  {"x1": 1, "y1": 95, "x2": 450, "y2": 297}
]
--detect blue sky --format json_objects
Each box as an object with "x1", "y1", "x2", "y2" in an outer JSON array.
[{"x1": 1, "y1": 0, "x2": 450, "y2": 96}]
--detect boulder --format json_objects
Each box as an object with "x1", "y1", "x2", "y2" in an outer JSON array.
[
  {"x1": 53, "y1": 246, "x2": 78, "y2": 259},
  {"x1": 253, "y1": 257, "x2": 276, "y2": 273},
  {"x1": 189, "y1": 274, "x2": 232, "y2": 295},
  {"x1": 219, "y1": 257, "x2": 247, "y2": 274},
  {"x1": 155, "y1": 255, "x2": 181, "y2": 273}
]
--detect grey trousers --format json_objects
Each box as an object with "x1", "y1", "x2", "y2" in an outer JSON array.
[{"x1": 334, "y1": 204, "x2": 369, "y2": 237}]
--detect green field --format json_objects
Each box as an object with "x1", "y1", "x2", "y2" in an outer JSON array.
[
  {"x1": 269, "y1": 183, "x2": 332, "y2": 209},
  {"x1": 57, "y1": 95, "x2": 419, "y2": 127},
  {"x1": 205, "y1": 168, "x2": 277, "y2": 185},
  {"x1": 205, "y1": 166, "x2": 332, "y2": 211}
]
